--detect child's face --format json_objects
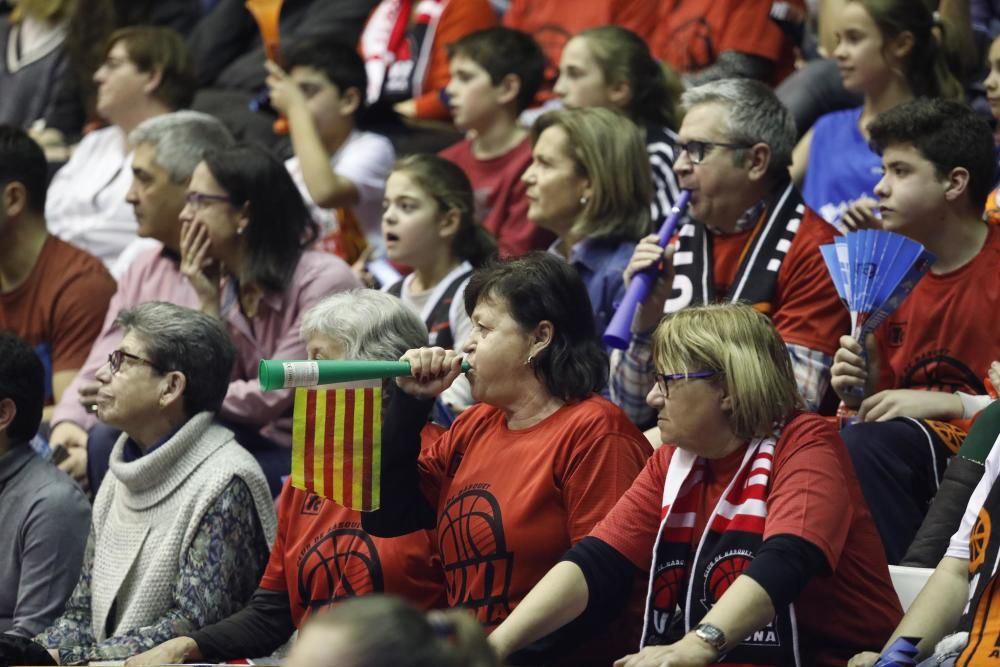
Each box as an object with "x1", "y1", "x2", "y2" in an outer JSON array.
[
  {"x1": 445, "y1": 55, "x2": 504, "y2": 130},
  {"x1": 832, "y1": 2, "x2": 892, "y2": 93},
  {"x1": 984, "y1": 38, "x2": 1000, "y2": 120},
  {"x1": 873, "y1": 143, "x2": 949, "y2": 236},
  {"x1": 381, "y1": 171, "x2": 452, "y2": 267},
  {"x1": 289, "y1": 66, "x2": 355, "y2": 146},
  {"x1": 554, "y1": 36, "x2": 616, "y2": 111}
]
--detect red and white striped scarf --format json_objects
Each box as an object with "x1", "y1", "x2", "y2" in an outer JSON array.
[
  {"x1": 360, "y1": 0, "x2": 446, "y2": 105},
  {"x1": 641, "y1": 436, "x2": 802, "y2": 666}
]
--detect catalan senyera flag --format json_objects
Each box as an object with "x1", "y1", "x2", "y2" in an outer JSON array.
[{"x1": 291, "y1": 380, "x2": 382, "y2": 511}]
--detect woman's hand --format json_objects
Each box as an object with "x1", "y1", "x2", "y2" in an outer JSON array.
[
  {"x1": 847, "y1": 651, "x2": 880, "y2": 667},
  {"x1": 180, "y1": 219, "x2": 223, "y2": 318},
  {"x1": 124, "y1": 637, "x2": 200, "y2": 666},
  {"x1": 396, "y1": 347, "x2": 464, "y2": 400},
  {"x1": 613, "y1": 634, "x2": 718, "y2": 667},
  {"x1": 831, "y1": 334, "x2": 879, "y2": 408},
  {"x1": 841, "y1": 196, "x2": 882, "y2": 231},
  {"x1": 989, "y1": 360, "x2": 1000, "y2": 391},
  {"x1": 624, "y1": 235, "x2": 675, "y2": 335}
]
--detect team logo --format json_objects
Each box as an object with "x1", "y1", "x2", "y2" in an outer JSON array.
[
  {"x1": 300, "y1": 493, "x2": 324, "y2": 516},
  {"x1": 663, "y1": 17, "x2": 715, "y2": 72},
  {"x1": 651, "y1": 560, "x2": 686, "y2": 614},
  {"x1": 901, "y1": 350, "x2": 985, "y2": 395},
  {"x1": 700, "y1": 549, "x2": 753, "y2": 610},
  {"x1": 971, "y1": 508, "x2": 992, "y2": 574},
  {"x1": 297, "y1": 527, "x2": 384, "y2": 612},
  {"x1": 438, "y1": 487, "x2": 514, "y2": 626}
]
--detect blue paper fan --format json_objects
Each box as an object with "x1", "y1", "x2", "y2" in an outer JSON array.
[{"x1": 821, "y1": 229, "x2": 935, "y2": 340}]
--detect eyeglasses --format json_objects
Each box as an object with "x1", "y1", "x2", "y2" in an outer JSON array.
[
  {"x1": 184, "y1": 191, "x2": 234, "y2": 211},
  {"x1": 677, "y1": 140, "x2": 754, "y2": 165},
  {"x1": 108, "y1": 349, "x2": 163, "y2": 375},
  {"x1": 654, "y1": 371, "x2": 716, "y2": 398}
]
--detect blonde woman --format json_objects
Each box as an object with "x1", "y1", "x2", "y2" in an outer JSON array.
[
  {"x1": 488, "y1": 303, "x2": 903, "y2": 666},
  {"x1": 522, "y1": 107, "x2": 653, "y2": 340}
]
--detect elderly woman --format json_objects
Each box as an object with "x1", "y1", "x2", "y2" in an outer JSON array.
[
  {"x1": 33, "y1": 302, "x2": 277, "y2": 665},
  {"x1": 487, "y1": 303, "x2": 904, "y2": 667},
  {"x1": 362, "y1": 252, "x2": 652, "y2": 666},
  {"x1": 522, "y1": 107, "x2": 653, "y2": 339},
  {"x1": 126, "y1": 290, "x2": 448, "y2": 666}
]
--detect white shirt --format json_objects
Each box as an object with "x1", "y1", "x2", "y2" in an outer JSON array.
[
  {"x1": 285, "y1": 129, "x2": 395, "y2": 252},
  {"x1": 45, "y1": 126, "x2": 137, "y2": 272}
]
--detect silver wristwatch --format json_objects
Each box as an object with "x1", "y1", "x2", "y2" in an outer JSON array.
[{"x1": 693, "y1": 623, "x2": 727, "y2": 653}]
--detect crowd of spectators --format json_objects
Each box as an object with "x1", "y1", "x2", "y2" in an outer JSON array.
[{"x1": 2, "y1": 0, "x2": 1000, "y2": 665}]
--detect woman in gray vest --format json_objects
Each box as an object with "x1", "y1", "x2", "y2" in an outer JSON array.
[{"x1": 34, "y1": 302, "x2": 277, "y2": 665}]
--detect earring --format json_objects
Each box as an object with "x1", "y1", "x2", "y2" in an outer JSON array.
[
  {"x1": 579, "y1": 196, "x2": 589, "y2": 206},
  {"x1": 524, "y1": 354, "x2": 534, "y2": 367}
]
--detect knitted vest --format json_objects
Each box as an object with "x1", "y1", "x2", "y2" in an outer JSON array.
[{"x1": 89, "y1": 412, "x2": 277, "y2": 641}]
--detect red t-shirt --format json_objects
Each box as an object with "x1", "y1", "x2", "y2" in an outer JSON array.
[
  {"x1": 439, "y1": 138, "x2": 555, "y2": 257},
  {"x1": 874, "y1": 224, "x2": 1000, "y2": 395},
  {"x1": 417, "y1": 395, "x2": 652, "y2": 662},
  {"x1": 260, "y1": 479, "x2": 448, "y2": 628},
  {"x1": 650, "y1": 0, "x2": 802, "y2": 84},
  {"x1": 0, "y1": 235, "x2": 115, "y2": 401},
  {"x1": 712, "y1": 208, "x2": 849, "y2": 357},
  {"x1": 502, "y1": 0, "x2": 657, "y2": 88},
  {"x1": 591, "y1": 412, "x2": 902, "y2": 665}
]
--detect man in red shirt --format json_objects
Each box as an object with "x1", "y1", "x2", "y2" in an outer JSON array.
[
  {"x1": 831, "y1": 98, "x2": 1000, "y2": 563},
  {"x1": 0, "y1": 126, "x2": 115, "y2": 423}
]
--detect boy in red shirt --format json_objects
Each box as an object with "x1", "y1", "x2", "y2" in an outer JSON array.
[
  {"x1": 831, "y1": 98, "x2": 1000, "y2": 563},
  {"x1": 439, "y1": 27, "x2": 555, "y2": 257}
]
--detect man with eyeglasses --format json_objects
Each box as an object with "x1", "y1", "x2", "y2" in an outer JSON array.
[
  {"x1": 48, "y1": 111, "x2": 234, "y2": 492},
  {"x1": 610, "y1": 78, "x2": 849, "y2": 430}
]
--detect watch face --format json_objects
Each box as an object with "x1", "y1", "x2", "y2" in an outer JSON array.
[{"x1": 695, "y1": 623, "x2": 726, "y2": 649}]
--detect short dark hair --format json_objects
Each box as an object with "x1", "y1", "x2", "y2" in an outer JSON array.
[
  {"x1": 0, "y1": 125, "x2": 48, "y2": 212},
  {"x1": 106, "y1": 26, "x2": 196, "y2": 110},
  {"x1": 868, "y1": 98, "x2": 997, "y2": 210},
  {"x1": 282, "y1": 37, "x2": 367, "y2": 114},
  {"x1": 464, "y1": 252, "x2": 608, "y2": 401},
  {"x1": 115, "y1": 302, "x2": 236, "y2": 417},
  {"x1": 447, "y1": 27, "x2": 545, "y2": 113},
  {"x1": 202, "y1": 144, "x2": 314, "y2": 292},
  {"x1": 0, "y1": 331, "x2": 45, "y2": 445}
]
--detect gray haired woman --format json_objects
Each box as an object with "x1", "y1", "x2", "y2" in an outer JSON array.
[
  {"x1": 35, "y1": 302, "x2": 277, "y2": 665},
  {"x1": 127, "y1": 290, "x2": 448, "y2": 667}
]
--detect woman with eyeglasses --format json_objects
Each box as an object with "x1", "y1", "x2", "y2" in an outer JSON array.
[
  {"x1": 32, "y1": 302, "x2": 277, "y2": 666},
  {"x1": 174, "y1": 143, "x2": 361, "y2": 494},
  {"x1": 487, "y1": 303, "x2": 902, "y2": 667}
]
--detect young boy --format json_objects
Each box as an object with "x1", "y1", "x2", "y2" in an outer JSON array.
[
  {"x1": 439, "y1": 27, "x2": 554, "y2": 257},
  {"x1": 266, "y1": 38, "x2": 396, "y2": 281},
  {"x1": 831, "y1": 98, "x2": 1000, "y2": 563}
]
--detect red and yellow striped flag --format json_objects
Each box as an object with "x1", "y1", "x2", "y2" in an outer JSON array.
[{"x1": 291, "y1": 381, "x2": 382, "y2": 511}]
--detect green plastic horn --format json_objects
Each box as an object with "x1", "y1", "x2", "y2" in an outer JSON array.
[{"x1": 258, "y1": 359, "x2": 472, "y2": 391}]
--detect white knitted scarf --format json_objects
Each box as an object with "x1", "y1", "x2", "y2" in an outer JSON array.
[{"x1": 89, "y1": 412, "x2": 277, "y2": 641}]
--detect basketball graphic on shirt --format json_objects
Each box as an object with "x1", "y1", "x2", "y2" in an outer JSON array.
[
  {"x1": 297, "y1": 526, "x2": 384, "y2": 612},
  {"x1": 702, "y1": 550, "x2": 752, "y2": 607},
  {"x1": 901, "y1": 352, "x2": 985, "y2": 397},
  {"x1": 971, "y1": 508, "x2": 992, "y2": 574},
  {"x1": 438, "y1": 487, "x2": 514, "y2": 626}
]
